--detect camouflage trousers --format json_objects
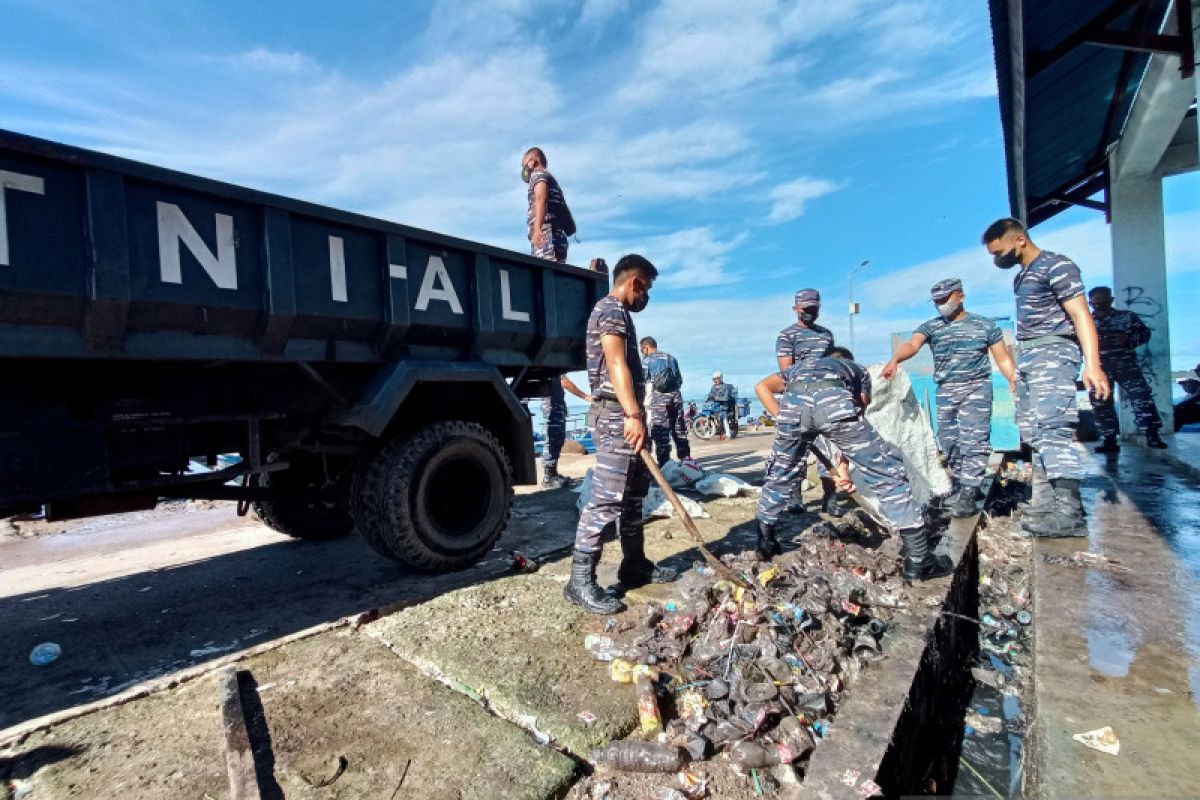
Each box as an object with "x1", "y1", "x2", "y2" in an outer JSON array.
[
  {"x1": 648, "y1": 391, "x2": 691, "y2": 466},
  {"x1": 757, "y1": 413, "x2": 922, "y2": 530},
  {"x1": 541, "y1": 391, "x2": 567, "y2": 470},
  {"x1": 574, "y1": 407, "x2": 649, "y2": 553},
  {"x1": 531, "y1": 223, "x2": 569, "y2": 262},
  {"x1": 1091, "y1": 355, "x2": 1162, "y2": 438},
  {"x1": 1016, "y1": 339, "x2": 1081, "y2": 480},
  {"x1": 936, "y1": 379, "x2": 993, "y2": 488}
]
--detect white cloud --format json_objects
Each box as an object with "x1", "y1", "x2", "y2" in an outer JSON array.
[
  {"x1": 766, "y1": 177, "x2": 843, "y2": 224},
  {"x1": 583, "y1": 227, "x2": 747, "y2": 289},
  {"x1": 228, "y1": 47, "x2": 315, "y2": 74}
]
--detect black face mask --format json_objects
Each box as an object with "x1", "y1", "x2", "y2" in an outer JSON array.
[
  {"x1": 521, "y1": 165, "x2": 532, "y2": 183},
  {"x1": 993, "y1": 248, "x2": 1020, "y2": 269},
  {"x1": 630, "y1": 293, "x2": 650, "y2": 313},
  {"x1": 799, "y1": 308, "x2": 819, "y2": 324}
]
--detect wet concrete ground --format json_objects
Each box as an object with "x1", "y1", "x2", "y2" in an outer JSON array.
[{"x1": 1031, "y1": 439, "x2": 1200, "y2": 798}]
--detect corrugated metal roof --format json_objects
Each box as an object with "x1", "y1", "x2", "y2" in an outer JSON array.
[{"x1": 989, "y1": 0, "x2": 1178, "y2": 227}]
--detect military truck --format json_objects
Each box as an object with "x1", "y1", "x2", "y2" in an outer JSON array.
[{"x1": 0, "y1": 129, "x2": 602, "y2": 570}]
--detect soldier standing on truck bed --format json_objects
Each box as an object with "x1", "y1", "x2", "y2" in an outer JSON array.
[
  {"x1": 565, "y1": 255, "x2": 676, "y2": 615},
  {"x1": 522, "y1": 147, "x2": 574, "y2": 263},
  {"x1": 982, "y1": 218, "x2": 1110, "y2": 538},
  {"x1": 639, "y1": 336, "x2": 693, "y2": 467},
  {"x1": 754, "y1": 346, "x2": 954, "y2": 580},
  {"x1": 883, "y1": 278, "x2": 1018, "y2": 518},
  {"x1": 1087, "y1": 286, "x2": 1167, "y2": 452}
]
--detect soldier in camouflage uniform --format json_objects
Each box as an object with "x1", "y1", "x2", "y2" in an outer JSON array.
[
  {"x1": 754, "y1": 346, "x2": 954, "y2": 581},
  {"x1": 639, "y1": 337, "x2": 692, "y2": 466},
  {"x1": 541, "y1": 374, "x2": 595, "y2": 488},
  {"x1": 982, "y1": 219, "x2": 1110, "y2": 538},
  {"x1": 883, "y1": 278, "x2": 1017, "y2": 518},
  {"x1": 1087, "y1": 286, "x2": 1167, "y2": 452},
  {"x1": 775, "y1": 289, "x2": 845, "y2": 516},
  {"x1": 522, "y1": 147, "x2": 571, "y2": 262},
  {"x1": 565, "y1": 255, "x2": 676, "y2": 615}
]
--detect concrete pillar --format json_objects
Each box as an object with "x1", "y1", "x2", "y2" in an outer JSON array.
[{"x1": 1109, "y1": 175, "x2": 1174, "y2": 434}]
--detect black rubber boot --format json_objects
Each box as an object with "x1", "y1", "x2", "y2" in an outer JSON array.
[
  {"x1": 1022, "y1": 478, "x2": 1087, "y2": 538},
  {"x1": 820, "y1": 490, "x2": 844, "y2": 518},
  {"x1": 899, "y1": 527, "x2": 954, "y2": 581},
  {"x1": 564, "y1": 550, "x2": 625, "y2": 614},
  {"x1": 756, "y1": 521, "x2": 782, "y2": 561},
  {"x1": 1094, "y1": 436, "x2": 1120, "y2": 454},
  {"x1": 1145, "y1": 428, "x2": 1168, "y2": 449},
  {"x1": 541, "y1": 464, "x2": 571, "y2": 489},
  {"x1": 949, "y1": 485, "x2": 981, "y2": 519},
  {"x1": 616, "y1": 533, "x2": 677, "y2": 587}
]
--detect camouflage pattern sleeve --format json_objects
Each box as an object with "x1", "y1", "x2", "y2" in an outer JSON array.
[
  {"x1": 985, "y1": 318, "x2": 1003, "y2": 346},
  {"x1": 596, "y1": 304, "x2": 628, "y2": 340},
  {"x1": 1046, "y1": 256, "x2": 1085, "y2": 305}
]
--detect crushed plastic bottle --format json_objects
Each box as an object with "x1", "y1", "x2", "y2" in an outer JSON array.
[
  {"x1": 29, "y1": 642, "x2": 61, "y2": 666},
  {"x1": 636, "y1": 673, "x2": 663, "y2": 737},
  {"x1": 591, "y1": 741, "x2": 686, "y2": 772},
  {"x1": 729, "y1": 740, "x2": 799, "y2": 768},
  {"x1": 584, "y1": 634, "x2": 627, "y2": 662}
]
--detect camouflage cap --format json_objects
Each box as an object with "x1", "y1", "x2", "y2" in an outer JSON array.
[
  {"x1": 794, "y1": 289, "x2": 821, "y2": 306},
  {"x1": 930, "y1": 278, "x2": 962, "y2": 299}
]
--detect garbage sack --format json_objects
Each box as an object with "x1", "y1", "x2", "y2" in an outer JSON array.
[
  {"x1": 660, "y1": 460, "x2": 692, "y2": 489},
  {"x1": 577, "y1": 471, "x2": 710, "y2": 520},
  {"x1": 861, "y1": 365, "x2": 952, "y2": 506},
  {"x1": 694, "y1": 473, "x2": 760, "y2": 498},
  {"x1": 644, "y1": 487, "x2": 710, "y2": 520}
]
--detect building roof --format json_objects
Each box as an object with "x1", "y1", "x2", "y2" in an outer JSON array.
[{"x1": 989, "y1": 0, "x2": 1192, "y2": 227}]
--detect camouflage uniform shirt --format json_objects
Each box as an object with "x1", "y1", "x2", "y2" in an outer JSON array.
[
  {"x1": 1094, "y1": 309, "x2": 1151, "y2": 358},
  {"x1": 775, "y1": 322, "x2": 834, "y2": 367},
  {"x1": 1014, "y1": 250, "x2": 1085, "y2": 340},
  {"x1": 587, "y1": 295, "x2": 644, "y2": 404},
  {"x1": 915, "y1": 313, "x2": 1003, "y2": 385}
]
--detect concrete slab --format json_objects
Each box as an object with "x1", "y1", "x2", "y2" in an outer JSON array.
[
  {"x1": 363, "y1": 572, "x2": 638, "y2": 757},
  {"x1": 1030, "y1": 450, "x2": 1200, "y2": 798},
  {"x1": 4, "y1": 630, "x2": 575, "y2": 800}
]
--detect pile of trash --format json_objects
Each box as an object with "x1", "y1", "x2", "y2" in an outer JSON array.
[{"x1": 581, "y1": 532, "x2": 913, "y2": 788}]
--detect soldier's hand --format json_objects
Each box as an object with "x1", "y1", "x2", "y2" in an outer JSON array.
[
  {"x1": 532, "y1": 227, "x2": 545, "y2": 248},
  {"x1": 881, "y1": 360, "x2": 898, "y2": 380},
  {"x1": 1083, "y1": 364, "x2": 1111, "y2": 401},
  {"x1": 624, "y1": 415, "x2": 647, "y2": 452}
]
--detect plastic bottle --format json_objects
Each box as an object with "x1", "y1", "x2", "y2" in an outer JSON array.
[
  {"x1": 729, "y1": 740, "x2": 799, "y2": 769},
  {"x1": 591, "y1": 741, "x2": 686, "y2": 772}
]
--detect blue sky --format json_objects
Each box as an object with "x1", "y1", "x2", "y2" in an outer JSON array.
[{"x1": 3, "y1": 0, "x2": 1197, "y2": 405}]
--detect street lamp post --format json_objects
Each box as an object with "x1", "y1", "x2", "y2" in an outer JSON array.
[{"x1": 848, "y1": 259, "x2": 871, "y2": 354}]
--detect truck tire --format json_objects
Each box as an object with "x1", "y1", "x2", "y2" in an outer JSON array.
[
  {"x1": 351, "y1": 421, "x2": 513, "y2": 571},
  {"x1": 251, "y1": 456, "x2": 355, "y2": 541}
]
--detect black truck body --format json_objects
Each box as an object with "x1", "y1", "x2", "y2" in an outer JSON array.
[{"x1": 0, "y1": 129, "x2": 603, "y2": 570}]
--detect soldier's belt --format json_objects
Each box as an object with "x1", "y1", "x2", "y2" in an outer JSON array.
[
  {"x1": 785, "y1": 379, "x2": 845, "y2": 393},
  {"x1": 592, "y1": 398, "x2": 646, "y2": 413},
  {"x1": 1016, "y1": 334, "x2": 1078, "y2": 351}
]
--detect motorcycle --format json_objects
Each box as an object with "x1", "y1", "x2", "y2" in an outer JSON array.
[{"x1": 691, "y1": 400, "x2": 739, "y2": 440}]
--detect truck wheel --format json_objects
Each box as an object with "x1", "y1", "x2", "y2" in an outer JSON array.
[
  {"x1": 351, "y1": 421, "x2": 512, "y2": 571},
  {"x1": 252, "y1": 456, "x2": 354, "y2": 541}
]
